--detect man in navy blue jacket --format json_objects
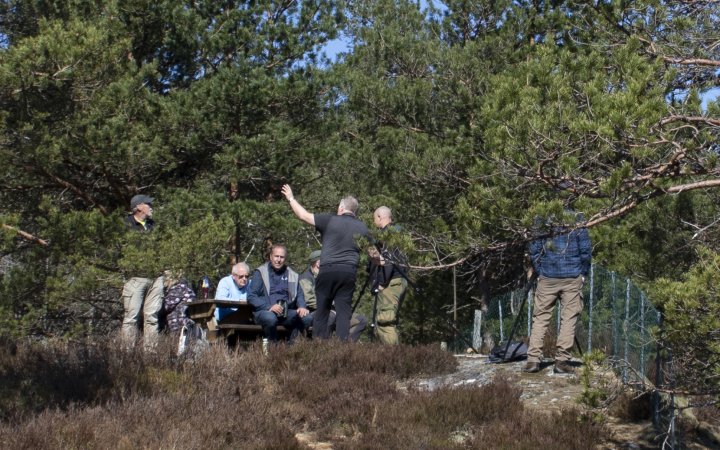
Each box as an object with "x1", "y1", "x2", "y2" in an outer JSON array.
[
  {"x1": 524, "y1": 214, "x2": 592, "y2": 374},
  {"x1": 248, "y1": 244, "x2": 309, "y2": 342}
]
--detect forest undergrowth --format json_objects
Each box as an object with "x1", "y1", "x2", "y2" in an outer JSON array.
[{"x1": 0, "y1": 336, "x2": 606, "y2": 449}]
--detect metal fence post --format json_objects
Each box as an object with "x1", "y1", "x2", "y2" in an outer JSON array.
[
  {"x1": 624, "y1": 278, "x2": 630, "y2": 384},
  {"x1": 499, "y1": 301, "x2": 504, "y2": 344},
  {"x1": 640, "y1": 293, "x2": 646, "y2": 381},
  {"x1": 588, "y1": 263, "x2": 595, "y2": 353},
  {"x1": 653, "y1": 311, "x2": 663, "y2": 428},
  {"x1": 611, "y1": 271, "x2": 617, "y2": 358}
]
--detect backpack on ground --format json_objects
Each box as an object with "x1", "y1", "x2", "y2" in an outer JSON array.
[
  {"x1": 177, "y1": 320, "x2": 208, "y2": 356},
  {"x1": 488, "y1": 341, "x2": 528, "y2": 363}
]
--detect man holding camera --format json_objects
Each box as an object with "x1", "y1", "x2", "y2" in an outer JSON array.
[
  {"x1": 248, "y1": 244, "x2": 309, "y2": 342},
  {"x1": 368, "y1": 206, "x2": 407, "y2": 345}
]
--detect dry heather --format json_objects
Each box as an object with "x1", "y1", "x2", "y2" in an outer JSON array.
[{"x1": 0, "y1": 336, "x2": 606, "y2": 449}]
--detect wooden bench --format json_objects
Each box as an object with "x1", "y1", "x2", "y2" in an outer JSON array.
[{"x1": 185, "y1": 299, "x2": 288, "y2": 343}]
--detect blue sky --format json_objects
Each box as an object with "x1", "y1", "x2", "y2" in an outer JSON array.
[{"x1": 702, "y1": 88, "x2": 720, "y2": 110}]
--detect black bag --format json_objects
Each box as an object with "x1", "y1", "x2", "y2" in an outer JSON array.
[{"x1": 488, "y1": 341, "x2": 528, "y2": 363}]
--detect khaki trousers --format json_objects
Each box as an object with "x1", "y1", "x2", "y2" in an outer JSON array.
[
  {"x1": 375, "y1": 277, "x2": 407, "y2": 345},
  {"x1": 527, "y1": 276, "x2": 583, "y2": 363},
  {"x1": 121, "y1": 276, "x2": 164, "y2": 350}
]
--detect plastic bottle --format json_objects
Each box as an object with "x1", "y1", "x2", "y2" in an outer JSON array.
[
  {"x1": 262, "y1": 338, "x2": 269, "y2": 355},
  {"x1": 201, "y1": 276, "x2": 210, "y2": 299}
]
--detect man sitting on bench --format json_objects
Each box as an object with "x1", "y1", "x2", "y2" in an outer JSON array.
[
  {"x1": 215, "y1": 262, "x2": 251, "y2": 321},
  {"x1": 248, "y1": 244, "x2": 309, "y2": 342}
]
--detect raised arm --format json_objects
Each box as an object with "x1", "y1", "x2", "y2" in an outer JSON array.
[{"x1": 281, "y1": 184, "x2": 315, "y2": 226}]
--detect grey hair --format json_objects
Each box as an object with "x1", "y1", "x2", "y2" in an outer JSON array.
[
  {"x1": 340, "y1": 196, "x2": 359, "y2": 215},
  {"x1": 231, "y1": 262, "x2": 251, "y2": 276}
]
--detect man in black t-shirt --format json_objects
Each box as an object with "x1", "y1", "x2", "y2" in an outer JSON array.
[{"x1": 281, "y1": 184, "x2": 369, "y2": 340}]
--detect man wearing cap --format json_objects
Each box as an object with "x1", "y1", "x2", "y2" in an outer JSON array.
[
  {"x1": 120, "y1": 194, "x2": 164, "y2": 350},
  {"x1": 299, "y1": 249, "x2": 367, "y2": 341},
  {"x1": 125, "y1": 194, "x2": 155, "y2": 231},
  {"x1": 298, "y1": 250, "x2": 323, "y2": 314}
]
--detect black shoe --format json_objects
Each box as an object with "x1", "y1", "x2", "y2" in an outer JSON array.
[
  {"x1": 523, "y1": 362, "x2": 540, "y2": 373},
  {"x1": 553, "y1": 360, "x2": 575, "y2": 374}
]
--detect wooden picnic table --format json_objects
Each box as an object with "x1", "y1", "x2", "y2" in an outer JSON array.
[{"x1": 185, "y1": 299, "x2": 288, "y2": 343}]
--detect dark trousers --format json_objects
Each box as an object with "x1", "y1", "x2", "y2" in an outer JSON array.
[
  {"x1": 254, "y1": 309, "x2": 304, "y2": 342},
  {"x1": 314, "y1": 269, "x2": 357, "y2": 340}
]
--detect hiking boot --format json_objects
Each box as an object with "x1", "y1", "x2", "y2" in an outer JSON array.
[
  {"x1": 553, "y1": 360, "x2": 575, "y2": 374},
  {"x1": 522, "y1": 361, "x2": 540, "y2": 373}
]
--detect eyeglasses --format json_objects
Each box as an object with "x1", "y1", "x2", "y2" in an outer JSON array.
[{"x1": 234, "y1": 274, "x2": 249, "y2": 279}]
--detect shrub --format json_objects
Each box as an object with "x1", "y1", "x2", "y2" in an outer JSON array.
[{"x1": 0, "y1": 337, "x2": 607, "y2": 449}]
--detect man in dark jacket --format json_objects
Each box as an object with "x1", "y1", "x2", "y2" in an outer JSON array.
[
  {"x1": 523, "y1": 214, "x2": 592, "y2": 374},
  {"x1": 121, "y1": 194, "x2": 164, "y2": 350},
  {"x1": 248, "y1": 244, "x2": 309, "y2": 342},
  {"x1": 368, "y1": 206, "x2": 407, "y2": 345}
]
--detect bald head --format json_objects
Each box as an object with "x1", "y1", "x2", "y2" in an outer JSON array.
[{"x1": 373, "y1": 206, "x2": 393, "y2": 229}]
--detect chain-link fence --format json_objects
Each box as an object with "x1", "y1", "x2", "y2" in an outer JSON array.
[
  {"x1": 455, "y1": 264, "x2": 660, "y2": 385},
  {"x1": 448, "y1": 264, "x2": 685, "y2": 443}
]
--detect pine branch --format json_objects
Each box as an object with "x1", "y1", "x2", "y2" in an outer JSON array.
[
  {"x1": 2, "y1": 224, "x2": 49, "y2": 247},
  {"x1": 662, "y1": 57, "x2": 720, "y2": 68},
  {"x1": 36, "y1": 167, "x2": 109, "y2": 215},
  {"x1": 658, "y1": 115, "x2": 720, "y2": 127}
]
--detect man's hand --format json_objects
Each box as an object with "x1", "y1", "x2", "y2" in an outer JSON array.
[
  {"x1": 368, "y1": 246, "x2": 384, "y2": 265},
  {"x1": 269, "y1": 304, "x2": 283, "y2": 315},
  {"x1": 281, "y1": 184, "x2": 294, "y2": 202},
  {"x1": 297, "y1": 307, "x2": 309, "y2": 318},
  {"x1": 281, "y1": 184, "x2": 315, "y2": 226}
]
